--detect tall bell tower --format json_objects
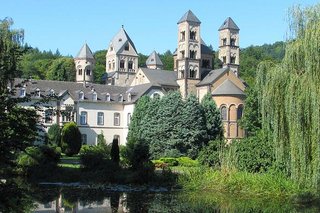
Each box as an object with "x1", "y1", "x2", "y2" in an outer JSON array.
[
  {"x1": 74, "y1": 43, "x2": 95, "y2": 83},
  {"x1": 175, "y1": 10, "x2": 202, "y2": 98},
  {"x1": 218, "y1": 17, "x2": 240, "y2": 76}
]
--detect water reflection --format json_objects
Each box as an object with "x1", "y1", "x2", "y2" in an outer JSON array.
[{"x1": 1, "y1": 180, "x2": 320, "y2": 213}]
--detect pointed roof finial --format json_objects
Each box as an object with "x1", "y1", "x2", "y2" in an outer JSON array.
[
  {"x1": 219, "y1": 17, "x2": 239, "y2": 31},
  {"x1": 121, "y1": 25, "x2": 124, "y2": 29}
]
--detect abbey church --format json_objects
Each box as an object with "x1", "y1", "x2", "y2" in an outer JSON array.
[{"x1": 16, "y1": 10, "x2": 246, "y2": 145}]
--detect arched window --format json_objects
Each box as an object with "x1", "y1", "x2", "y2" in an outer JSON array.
[
  {"x1": 120, "y1": 60, "x2": 125, "y2": 69},
  {"x1": 80, "y1": 111, "x2": 87, "y2": 125},
  {"x1": 49, "y1": 89, "x2": 55, "y2": 96},
  {"x1": 220, "y1": 106, "x2": 227, "y2": 121},
  {"x1": 106, "y1": 93, "x2": 111, "y2": 101},
  {"x1": 86, "y1": 69, "x2": 91, "y2": 76},
  {"x1": 97, "y1": 112, "x2": 104, "y2": 125},
  {"x1": 112, "y1": 60, "x2": 115, "y2": 70},
  {"x1": 79, "y1": 91, "x2": 84, "y2": 100},
  {"x1": 92, "y1": 92, "x2": 97, "y2": 101},
  {"x1": 231, "y1": 56, "x2": 236, "y2": 64},
  {"x1": 230, "y1": 38, "x2": 236, "y2": 46},
  {"x1": 78, "y1": 69, "x2": 82, "y2": 75},
  {"x1": 189, "y1": 69, "x2": 195, "y2": 78},
  {"x1": 108, "y1": 62, "x2": 111, "y2": 70},
  {"x1": 114, "y1": 113, "x2": 120, "y2": 126},
  {"x1": 237, "y1": 105, "x2": 243, "y2": 120},
  {"x1": 189, "y1": 50, "x2": 196, "y2": 59},
  {"x1": 118, "y1": 94, "x2": 123, "y2": 102},
  {"x1": 190, "y1": 30, "x2": 196, "y2": 40}
]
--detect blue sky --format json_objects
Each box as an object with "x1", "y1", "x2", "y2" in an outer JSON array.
[{"x1": 1, "y1": 0, "x2": 318, "y2": 56}]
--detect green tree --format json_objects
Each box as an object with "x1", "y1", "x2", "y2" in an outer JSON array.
[
  {"x1": 123, "y1": 137, "x2": 150, "y2": 170},
  {"x1": 239, "y1": 87, "x2": 261, "y2": 136},
  {"x1": 47, "y1": 124, "x2": 61, "y2": 146},
  {"x1": 111, "y1": 138, "x2": 120, "y2": 165},
  {"x1": 256, "y1": 4, "x2": 320, "y2": 188},
  {"x1": 0, "y1": 18, "x2": 39, "y2": 174},
  {"x1": 201, "y1": 93, "x2": 223, "y2": 142},
  {"x1": 46, "y1": 57, "x2": 75, "y2": 81},
  {"x1": 159, "y1": 50, "x2": 174, "y2": 70},
  {"x1": 97, "y1": 131, "x2": 106, "y2": 146},
  {"x1": 61, "y1": 122, "x2": 81, "y2": 156},
  {"x1": 138, "y1": 53, "x2": 148, "y2": 67},
  {"x1": 93, "y1": 50, "x2": 107, "y2": 84}
]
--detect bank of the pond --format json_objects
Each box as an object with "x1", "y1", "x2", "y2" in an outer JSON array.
[{"x1": 177, "y1": 167, "x2": 318, "y2": 204}]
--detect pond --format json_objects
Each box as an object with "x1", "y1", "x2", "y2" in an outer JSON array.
[{"x1": 1, "y1": 180, "x2": 320, "y2": 212}]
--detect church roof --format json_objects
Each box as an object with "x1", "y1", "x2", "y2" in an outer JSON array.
[
  {"x1": 201, "y1": 39, "x2": 213, "y2": 55},
  {"x1": 197, "y1": 67, "x2": 229, "y2": 86},
  {"x1": 177, "y1": 10, "x2": 201, "y2": 24},
  {"x1": 212, "y1": 79, "x2": 245, "y2": 96},
  {"x1": 75, "y1": 43, "x2": 94, "y2": 59},
  {"x1": 109, "y1": 27, "x2": 138, "y2": 54},
  {"x1": 140, "y1": 68, "x2": 179, "y2": 87},
  {"x1": 218, "y1": 17, "x2": 240, "y2": 31},
  {"x1": 146, "y1": 51, "x2": 163, "y2": 66}
]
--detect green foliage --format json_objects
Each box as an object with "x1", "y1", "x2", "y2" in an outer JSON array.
[
  {"x1": 159, "y1": 50, "x2": 174, "y2": 70},
  {"x1": 138, "y1": 53, "x2": 148, "y2": 67},
  {"x1": 122, "y1": 137, "x2": 150, "y2": 170},
  {"x1": 177, "y1": 157, "x2": 199, "y2": 167},
  {"x1": 198, "y1": 140, "x2": 224, "y2": 169},
  {"x1": 47, "y1": 124, "x2": 61, "y2": 146},
  {"x1": 79, "y1": 145, "x2": 112, "y2": 170},
  {"x1": 240, "y1": 87, "x2": 261, "y2": 136},
  {"x1": 240, "y1": 41, "x2": 285, "y2": 86},
  {"x1": 61, "y1": 122, "x2": 81, "y2": 156},
  {"x1": 256, "y1": 4, "x2": 320, "y2": 189},
  {"x1": 97, "y1": 131, "x2": 106, "y2": 146},
  {"x1": 17, "y1": 146, "x2": 60, "y2": 171},
  {"x1": 111, "y1": 138, "x2": 120, "y2": 165},
  {"x1": 128, "y1": 92, "x2": 215, "y2": 159},
  {"x1": 0, "y1": 18, "x2": 40, "y2": 175},
  {"x1": 233, "y1": 132, "x2": 274, "y2": 173},
  {"x1": 93, "y1": 49, "x2": 107, "y2": 83},
  {"x1": 201, "y1": 93, "x2": 223, "y2": 142},
  {"x1": 159, "y1": 158, "x2": 179, "y2": 166},
  {"x1": 46, "y1": 57, "x2": 75, "y2": 81}
]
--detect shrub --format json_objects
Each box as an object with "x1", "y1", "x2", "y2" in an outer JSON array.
[
  {"x1": 122, "y1": 137, "x2": 150, "y2": 170},
  {"x1": 17, "y1": 146, "x2": 61, "y2": 171},
  {"x1": 159, "y1": 157, "x2": 179, "y2": 166},
  {"x1": 61, "y1": 122, "x2": 81, "y2": 156},
  {"x1": 79, "y1": 145, "x2": 112, "y2": 170},
  {"x1": 177, "y1": 157, "x2": 199, "y2": 167},
  {"x1": 47, "y1": 124, "x2": 61, "y2": 146},
  {"x1": 198, "y1": 140, "x2": 224, "y2": 169},
  {"x1": 111, "y1": 138, "x2": 120, "y2": 165}
]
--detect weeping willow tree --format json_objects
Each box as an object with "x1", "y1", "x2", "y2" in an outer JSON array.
[{"x1": 256, "y1": 4, "x2": 320, "y2": 190}]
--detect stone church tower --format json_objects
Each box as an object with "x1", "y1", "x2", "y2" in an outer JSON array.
[
  {"x1": 218, "y1": 17, "x2": 240, "y2": 76},
  {"x1": 175, "y1": 10, "x2": 202, "y2": 98},
  {"x1": 74, "y1": 43, "x2": 95, "y2": 83},
  {"x1": 106, "y1": 26, "x2": 139, "y2": 86}
]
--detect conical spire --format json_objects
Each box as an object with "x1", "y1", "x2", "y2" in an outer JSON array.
[
  {"x1": 146, "y1": 51, "x2": 163, "y2": 66},
  {"x1": 219, "y1": 17, "x2": 239, "y2": 31},
  {"x1": 177, "y1": 10, "x2": 201, "y2": 24},
  {"x1": 75, "y1": 43, "x2": 94, "y2": 59}
]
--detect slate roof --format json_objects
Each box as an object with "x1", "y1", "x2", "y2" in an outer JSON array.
[
  {"x1": 75, "y1": 43, "x2": 94, "y2": 60},
  {"x1": 139, "y1": 68, "x2": 179, "y2": 87},
  {"x1": 12, "y1": 78, "x2": 154, "y2": 104},
  {"x1": 212, "y1": 79, "x2": 245, "y2": 96},
  {"x1": 109, "y1": 27, "x2": 138, "y2": 55},
  {"x1": 219, "y1": 17, "x2": 240, "y2": 31},
  {"x1": 146, "y1": 51, "x2": 163, "y2": 66},
  {"x1": 178, "y1": 10, "x2": 201, "y2": 24},
  {"x1": 197, "y1": 67, "x2": 229, "y2": 86},
  {"x1": 201, "y1": 39, "x2": 213, "y2": 55}
]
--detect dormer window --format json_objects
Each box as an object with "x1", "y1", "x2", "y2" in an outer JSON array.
[
  {"x1": 127, "y1": 93, "x2": 132, "y2": 102},
  {"x1": 118, "y1": 38, "x2": 122, "y2": 42},
  {"x1": 118, "y1": 94, "x2": 123, "y2": 102},
  {"x1": 124, "y1": 44, "x2": 129, "y2": 51},
  {"x1": 35, "y1": 88, "x2": 40, "y2": 97},
  {"x1": 49, "y1": 89, "x2": 55, "y2": 96},
  {"x1": 20, "y1": 87, "x2": 26, "y2": 97},
  {"x1": 79, "y1": 91, "x2": 84, "y2": 100},
  {"x1": 153, "y1": 93, "x2": 160, "y2": 99},
  {"x1": 106, "y1": 93, "x2": 111, "y2": 101},
  {"x1": 92, "y1": 92, "x2": 97, "y2": 101}
]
